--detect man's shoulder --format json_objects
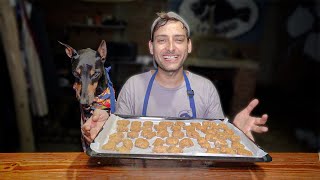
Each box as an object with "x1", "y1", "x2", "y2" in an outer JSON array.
[
  {"x1": 188, "y1": 71, "x2": 218, "y2": 93},
  {"x1": 189, "y1": 71, "x2": 212, "y2": 83},
  {"x1": 127, "y1": 71, "x2": 151, "y2": 82}
]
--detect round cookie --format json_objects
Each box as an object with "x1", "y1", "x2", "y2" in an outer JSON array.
[
  {"x1": 135, "y1": 138, "x2": 149, "y2": 149},
  {"x1": 166, "y1": 137, "x2": 179, "y2": 146},
  {"x1": 179, "y1": 138, "x2": 194, "y2": 148},
  {"x1": 153, "y1": 145, "x2": 168, "y2": 153},
  {"x1": 153, "y1": 138, "x2": 165, "y2": 146},
  {"x1": 167, "y1": 146, "x2": 183, "y2": 153}
]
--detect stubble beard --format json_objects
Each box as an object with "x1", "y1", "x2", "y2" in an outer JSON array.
[{"x1": 156, "y1": 59, "x2": 185, "y2": 73}]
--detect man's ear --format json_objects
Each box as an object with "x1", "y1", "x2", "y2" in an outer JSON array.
[
  {"x1": 148, "y1": 40, "x2": 154, "y2": 55},
  {"x1": 188, "y1": 39, "x2": 192, "y2": 54}
]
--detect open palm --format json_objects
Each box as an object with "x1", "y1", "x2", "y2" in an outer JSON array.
[{"x1": 233, "y1": 99, "x2": 268, "y2": 141}]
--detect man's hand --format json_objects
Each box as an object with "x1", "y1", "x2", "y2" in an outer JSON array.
[
  {"x1": 233, "y1": 99, "x2": 268, "y2": 141},
  {"x1": 81, "y1": 109, "x2": 110, "y2": 143}
]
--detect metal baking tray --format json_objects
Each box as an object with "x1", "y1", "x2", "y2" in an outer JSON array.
[{"x1": 87, "y1": 114, "x2": 272, "y2": 162}]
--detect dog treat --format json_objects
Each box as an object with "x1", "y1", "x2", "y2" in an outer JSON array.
[
  {"x1": 131, "y1": 121, "x2": 142, "y2": 127},
  {"x1": 232, "y1": 142, "x2": 246, "y2": 151},
  {"x1": 190, "y1": 122, "x2": 201, "y2": 129},
  {"x1": 235, "y1": 148, "x2": 252, "y2": 156},
  {"x1": 167, "y1": 146, "x2": 183, "y2": 153},
  {"x1": 171, "y1": 125, "x2": 182, "y2": 131},
  {"x1": 172, "y1": 130, "x2": 185, "y2": 138},
  {"x1": 179, "y1": 138, "x2": 194, "y2": 148},
  {"x1": 101, "y1": 141, "x2": 117, "y2": 151},
  {"x1": 206, "y1": 148, "x2": 220, "y2": 154},
  {"x1": 141, "y1": 126, "x2": 153, "y2": 131},
  {"x1": 135, "y1": 138, "x2": 149, "y2": 149},
  {"x1": 214, "y1": 139, "x2": 228, "y2": 148},
  {"x1": 153, "y1": 145, "x2": 168, "y2": 153},
  {"x1": 154, "y1": 124, "x2": 167, "y2": 131},
  {"x1": 184, "y1": 125, "x2": 195, "y2": 131},
  {"x1": 130, "y1": 124, "x2": 141, "y2": 132},
  {"x1": 202, "y1": 121, "x2": 212, "y2": 127},
  {"x1": 130, "y1": 121, "x2": 142, "y2": 132},
  {"x1": 198, "y1": 125, "x2": 208, "y2": 133},
  {"x1": 122, "y1": 139, "x2": 134, "y2": 149},
  {"x1": 197, "y1": 137, "x2": 207, "y2": 144},
  {"x1": 175, "y1": 121, "x2": 185, "y2": 127},
  {"x1": 166, "y1": 137, "x2": 179, "y2": 145},
  {"x1": 220, "y1": 147, "x2": 236, "y2": 154},
  {"x1": 157, "y1": 121, "x2": 170, "y2": 127},
  {"x1": 199, "y1": 141, "x2": 211, "y2": 149},
  {"x1": 108, "y1": 132, "x2": 124, "y2": 144},
  {"x1": 127, "y1": 131, "x2": 140, "y2": 139},
  {"x1": 141, "y1": 130, "x2": 156, "y2": 139},
  {"x1": 157, "y1": 130, "x2": 169, "y2": 138},
  {"x1": 117, "y1": 125, "x2": 129, "y2": 132},
  {"x1": 143, "y1": 121, "x2": 153, "y2": 127},
  {"x1": 101, "y1": 119, "x2": 253, "y2": 156},
  {"x1": 116, "y1": 146, "x2": 131, "y2": 153},
  {"x1": 186, "y1": 130, "x2": 200, "y2": 139},
  {"x1": 229, "y1": 134, "x2": 241, "y2": 142},
  {"x1": 153, "y1": 138, "x2": 165, "y2": 146},
  {"x1": 117, "y1": 120, "x2": 130, "y2": 126}
]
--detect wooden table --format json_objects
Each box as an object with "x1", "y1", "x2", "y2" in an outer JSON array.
[{"x1": 0, "y1": 152, "x2": 319, "y2": 179}]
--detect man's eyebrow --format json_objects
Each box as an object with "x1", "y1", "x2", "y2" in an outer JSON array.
[
  {"x1": 155, "y1": 35, "x2": 186, "y2": 38},
  {"x1": 154, "y1": 35, "x2": 168, "y2": 38},
  {"x1": 174, "y1": 35, "x2": 186, "y2": 38}
]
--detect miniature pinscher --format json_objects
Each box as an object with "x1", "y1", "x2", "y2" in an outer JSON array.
[{"x1": 59, "y1": 40, "x2": 116, "y2": 123}]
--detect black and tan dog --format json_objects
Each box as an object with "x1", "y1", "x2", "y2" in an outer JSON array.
[{"x1": 59, "y1": 40, "x2": 116, "y2": 134}]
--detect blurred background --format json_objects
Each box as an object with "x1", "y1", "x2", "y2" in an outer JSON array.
[{"x1": 0, "y1": 0, "x2": 319, "y2": 153}]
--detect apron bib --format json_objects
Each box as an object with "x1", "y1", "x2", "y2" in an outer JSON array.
[{"x1": 142, "y1": 70, "x2": 196, "y2": 118}]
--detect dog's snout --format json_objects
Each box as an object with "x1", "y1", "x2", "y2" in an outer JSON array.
[{"x1": 78, "y1": 65, "x2": 96, "y2": 105}]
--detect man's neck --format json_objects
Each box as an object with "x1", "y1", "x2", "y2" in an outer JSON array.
[{"x1": 154, "y1": 68, "x2": 186, "y2": 88}]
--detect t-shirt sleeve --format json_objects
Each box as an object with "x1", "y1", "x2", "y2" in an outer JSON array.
[
  {"x1": 115, "y1": 78, "x2": 134, "y2": 115},
  {"x1": 203, "y1": 79, "x2": 225, "y2": 119}
]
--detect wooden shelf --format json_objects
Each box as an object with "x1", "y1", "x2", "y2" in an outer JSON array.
[
  {"x1": 67, "y1": 23, "x2": 126, "y2": 31},
  {"x1": 186, "y1": 58, "x2": 259, "y2": 70}
]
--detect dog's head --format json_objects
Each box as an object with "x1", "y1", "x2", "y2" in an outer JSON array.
[{"x1": 59, "y1": 40, "x2": 107, "y2": 106}]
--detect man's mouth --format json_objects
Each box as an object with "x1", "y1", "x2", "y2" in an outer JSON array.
[{"x1": 163, "y1": 55, "x2": 178, "y2": 60}]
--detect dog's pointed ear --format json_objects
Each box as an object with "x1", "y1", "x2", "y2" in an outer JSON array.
[
  {"x1": 58, "y1": 41, "x2": 77, "y2": 59},
  {"x1": 97, "y1": 40, "x2": 107, "y2": 61}
]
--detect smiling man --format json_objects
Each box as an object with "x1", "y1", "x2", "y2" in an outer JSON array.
[
  {"x1": 116, "y1": 12, "x2": 225, "y2": 119},
  {"x1": 81, "y1": 11, "x2": 268, "y2": 146}
]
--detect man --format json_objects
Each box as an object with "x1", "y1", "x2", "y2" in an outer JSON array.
[{"x1": 82, "y1": 11, "x2": 268, "y2": 146}]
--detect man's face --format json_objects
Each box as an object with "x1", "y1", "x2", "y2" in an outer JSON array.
[{"x1": 149, "y1": 20, "x2": 192, "y2": 72}]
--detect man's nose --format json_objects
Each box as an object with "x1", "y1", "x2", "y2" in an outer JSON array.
[{"x1": 167, "y1": 40, "x2": 175, "y2": 52}]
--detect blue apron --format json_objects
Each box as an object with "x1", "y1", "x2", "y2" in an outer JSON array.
[{"x1": 142, "y1": 70, "x2": 197, "y2": 118}]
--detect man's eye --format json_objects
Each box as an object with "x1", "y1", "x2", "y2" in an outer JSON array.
[
  {"x1": 176, "y1": 39, "x2": 184, "y2": 43},
  {"x1": 157, "y1": 39, "x2": 166, "y2": 43}
]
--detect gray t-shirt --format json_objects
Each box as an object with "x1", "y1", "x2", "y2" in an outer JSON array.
[{"x1": 115, "y1": 70, "x2": 225, "y2": 119}]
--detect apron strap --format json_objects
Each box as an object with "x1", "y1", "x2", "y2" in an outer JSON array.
[
  {"x1": 105, "y1": 66, "x2": 116, "y2": 113},
  {"x1": 142, "y1": 69, "x2": 158, "y2": 116},
  {"x1": 183, "y1": 71, "x2": 196, "y2": 118}
]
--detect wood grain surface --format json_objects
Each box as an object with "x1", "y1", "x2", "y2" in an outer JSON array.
[{"x1": 0, "y1": 152, "x2": 319, "y2": 179}]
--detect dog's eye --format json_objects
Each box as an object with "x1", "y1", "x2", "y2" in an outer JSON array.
[
  {"x1": 73, "y1": 71, "x2": 81, "y2": 79},
  {"x1": 91, "y1": 72, "x2": 101, "y2": 80}
]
